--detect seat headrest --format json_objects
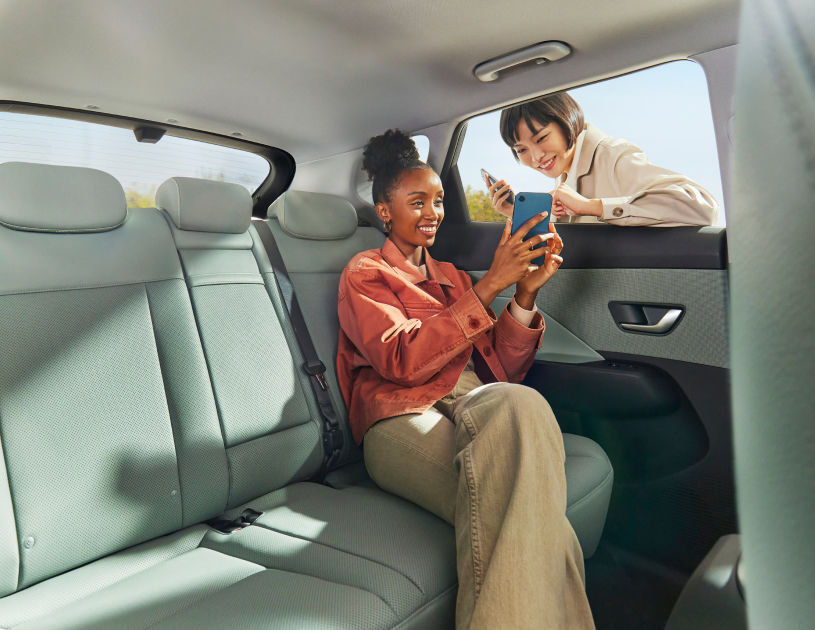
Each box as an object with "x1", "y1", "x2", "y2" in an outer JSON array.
[
  {"x1": 0, "y1": 162, "x2": 127, "y2": 233},
  {"x1": 157, "y1": 177, "x2": 251, "y2": 234},
  {"x1": 268, "y1": 190, "x2": 358, "y2": 240}
]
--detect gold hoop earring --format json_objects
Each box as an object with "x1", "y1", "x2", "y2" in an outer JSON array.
[{"x1": 384, "y1": 220, "x2": 392, "y2": 234}]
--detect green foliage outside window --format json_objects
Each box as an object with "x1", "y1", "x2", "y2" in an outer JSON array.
[
  {"x1": 125, "y1": 184, "x2": 158, "y2": 208},
  {"x1": 465, "y1": 185, "x2": 506, "y2": 222}
]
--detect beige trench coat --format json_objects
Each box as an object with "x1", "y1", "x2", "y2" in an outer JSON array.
[{"x1": 558, "y1": 124, "x2": 719, "y2": 226}]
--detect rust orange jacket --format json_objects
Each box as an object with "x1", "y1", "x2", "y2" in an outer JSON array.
[{"x1": 337, "y1": 239, "x2": 545, "y2": 444}]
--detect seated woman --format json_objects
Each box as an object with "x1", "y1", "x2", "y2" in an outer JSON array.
[
  {"x1": 337, "y1": 129, "x2": 594, "y2": 629},
  {"x1": 486, "y1": 92, "x2": 719, "y2": 226}
]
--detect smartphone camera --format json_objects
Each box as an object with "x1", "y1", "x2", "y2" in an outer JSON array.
[{"x1": 517, "y1": 195, "x2": 525, "y2": 203}]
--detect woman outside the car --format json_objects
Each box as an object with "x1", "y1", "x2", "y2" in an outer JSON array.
[
  {"x1": 486, "y1": 92, "x2": 719, "y2": 226},
  {"x1": 336, "y1": 129, "x2": 594, "y2": 629}
]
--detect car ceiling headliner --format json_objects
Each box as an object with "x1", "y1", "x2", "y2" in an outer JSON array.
[{"x1": 0, "y1": 0, "x2": 739, "y2": 162}]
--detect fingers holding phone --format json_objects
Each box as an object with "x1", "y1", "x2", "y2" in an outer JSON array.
[
  {"x1": 481, "y1": 169, "x2": 514, "y2": 218},
  {"x1": 517, "y1": 222, "x2": 564, "y2": 294}
]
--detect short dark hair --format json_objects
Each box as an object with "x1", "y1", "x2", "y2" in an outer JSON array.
[
  {"x1": 361, "y1": 129, "x2": 430, "y2": 204},
  {"x1": 499, "y1": 92, "x2": 585, "y2": 159}
]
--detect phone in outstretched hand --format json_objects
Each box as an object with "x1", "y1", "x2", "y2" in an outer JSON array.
[
  {"x1": 480, "y1": 168, "x2": 515, "y2": 205},
  {"x1": 511, "y1": 192, "x2": 552, "y2": 266}
]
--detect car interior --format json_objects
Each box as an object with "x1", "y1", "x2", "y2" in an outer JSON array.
[{"x1": 0, "y1": 0, "x2": 812, "y2": 628}]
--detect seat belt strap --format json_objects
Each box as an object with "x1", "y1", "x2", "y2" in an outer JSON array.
[{"x1": 252, "y1": 218, "x2": 344, "y2": 475}]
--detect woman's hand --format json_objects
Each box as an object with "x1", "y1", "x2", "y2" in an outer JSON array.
[
  {"x1": 484, "y1": 173, "x2": 515, "y2": 218},
  {"x1": 473, "y1": 213, "x2": 554, "y2": 307},
  {"x1": 515, "y1": 223, "x2": 563, "y2": 307},
  {"x1": 552, "y1": 182, "x2": 602, "y2": 218}
]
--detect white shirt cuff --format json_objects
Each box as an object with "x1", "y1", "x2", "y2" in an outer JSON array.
[{"x1": 509, "y1": 296, "x2": 537, "y2": 327}]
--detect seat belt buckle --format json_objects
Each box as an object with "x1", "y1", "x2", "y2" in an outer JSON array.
[
  {"x1": 303, "y1": 359, "x2": 328, "y2": 390},
  {"x1": 207, "y1": 508, "x2": 263, "y2": 534}
]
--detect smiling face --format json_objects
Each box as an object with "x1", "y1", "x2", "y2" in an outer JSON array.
[
  {"x1": 513, "y1": 119, "x2": 577, "y2": 180},
  {"x1": 376, "y1": 166, "x2": 444, "y2": 266}
]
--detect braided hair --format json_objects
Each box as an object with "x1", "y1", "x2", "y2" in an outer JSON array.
[{"x1": 362, "y1": 129, "x2": 430, "y2": 204}]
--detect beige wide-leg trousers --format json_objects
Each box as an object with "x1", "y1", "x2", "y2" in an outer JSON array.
[{"x1": 364, "y1": 371, "x2": 595, "y2": 629}]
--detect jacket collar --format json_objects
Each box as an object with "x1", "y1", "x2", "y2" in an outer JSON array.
[
  {"x1": 380, "y1": 238, "x2": 455, "y2": 287},
  {"x1": 572, "y1": 123, "x2": 607, "y2": 180}
]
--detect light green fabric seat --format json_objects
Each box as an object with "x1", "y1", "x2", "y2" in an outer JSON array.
[
  {"x1": 157, "y1": 176, "x2": 458, "y2": 627},
  {"x1": 0, "y1": 165, "x2": 455, "y2": 629}
]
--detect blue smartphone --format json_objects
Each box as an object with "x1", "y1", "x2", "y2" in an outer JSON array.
[{"x1": 511, "y1": 192, "x2": 552, "y2": 266}]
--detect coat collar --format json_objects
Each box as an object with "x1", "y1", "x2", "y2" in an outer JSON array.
[
  {"x1": 572, "y1": 123, "x2": 608, "y2": 180},
  {"x1": 380, "y1": 238, "x2": 456, "y2": 287}
]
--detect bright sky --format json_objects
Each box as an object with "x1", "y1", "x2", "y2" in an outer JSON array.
[{"x1": 458, "y1": 60, "x2": 726, "y2": 225}]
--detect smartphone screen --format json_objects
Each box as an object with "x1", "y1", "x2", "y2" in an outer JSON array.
[{"x1": 511, "y1": 192, "x2": 552, "y2": 266}]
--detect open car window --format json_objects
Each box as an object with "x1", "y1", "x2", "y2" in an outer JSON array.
[{"x1": 457, "y1": 60, "x2": 726, "y2": 226}]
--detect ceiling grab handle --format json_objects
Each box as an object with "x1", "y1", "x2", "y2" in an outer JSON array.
[{"x1": 473, "y1": 41, "x2": 572, "y2": 82}]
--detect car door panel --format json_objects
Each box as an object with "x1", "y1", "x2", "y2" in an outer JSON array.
[
  {"x1": 430, "y1": 218, "x2": 735, "y2": 574},
  {"x1": 492, "y1": 295, "x2": 603, "y2": 363}
]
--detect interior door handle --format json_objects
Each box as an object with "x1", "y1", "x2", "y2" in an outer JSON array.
[{"x1": 620, "y1": 308, "x2": 683, "y2": 334}]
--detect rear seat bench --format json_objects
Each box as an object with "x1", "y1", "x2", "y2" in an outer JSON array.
[
  {"x1": 0, "y1": 165, "x2": 611, "y2": 629},
  {"x1": 0, "y1": 165, "x2": 455, "y2": 629}
]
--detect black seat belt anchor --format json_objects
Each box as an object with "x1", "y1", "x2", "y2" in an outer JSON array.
[
  {"x1": 207, "y1": 508, "x2": 263, "y2": 535},
  {"x1": 303, "y1": 360, "x2": 328, "y2": 390},
  {"x1": 323, "y1": 431, "x2": 343, "y2": 469}
]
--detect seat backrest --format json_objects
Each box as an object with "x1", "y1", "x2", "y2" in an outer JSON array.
[
  {"x1": 267, "y1": 190, "x2": 385, "y2": 464},
  {"x1": 730, "y1": 1, "x2": 815, "y2": 628},
  {"x1": 0, "y1": 163, "x2": 229, "y2": 593},
  {"x1": 157, "y1": 178, "x2": 323, "y2": 504}
]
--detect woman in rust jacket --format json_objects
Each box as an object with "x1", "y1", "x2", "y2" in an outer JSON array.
[{"x1": 336, "y1": 129, "x2": 595, "y2": 629}]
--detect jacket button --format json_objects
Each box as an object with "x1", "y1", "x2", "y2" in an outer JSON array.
[
  {"x1": 468, "y1": 317, "x2": 480, "y2": 329},
  {"x1": 612, "y1": 207, "x2": 624, "y2": 217},
  {"x1": 482, "y1": 346, "x2": 492, "y2": 357}
]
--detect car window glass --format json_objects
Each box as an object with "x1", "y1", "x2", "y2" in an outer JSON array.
[
  {"x1": 412, "y1": 134, "x2": 430, "y2": 162},
  {"x1": 457, "y1": 61, "x2": 725, "y2": 226},
  {"x1": 0, "y1": 112, "x2": 270, "y2": 207}
]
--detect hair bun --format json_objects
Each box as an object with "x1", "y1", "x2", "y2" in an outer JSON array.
[{"x1": 361, "y1": 129, "x2": 419, "y2": 181}]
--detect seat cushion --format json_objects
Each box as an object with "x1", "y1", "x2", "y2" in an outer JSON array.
[
  {"x1": 564, "y1": 433, "x2": 614, "y2": 558},
  {"x1": 0, "y1": 484, "x2": 456, "y2": 630},
  {"x1": 207, "y1": 482, "x2": 457, "y2": 625}
]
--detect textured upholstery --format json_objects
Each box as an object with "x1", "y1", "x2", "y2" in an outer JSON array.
[
  {"x1": 164, "y1": 212, "x2": 324, "y2": 506},
  {"x1": 0, "y1": 169, "x2": 456, "y2": 628},
  {"x1": 0, "y1": 162, "x2": 125, "y2": 232},
  {"x1": 475, "y1": 267, "x2": 730, "y2": 368},
  {"x1": 0, "y1": 201, "x2": 189, "y2": 591},
  {"x1": 198, "y1": 483, "x2": 456, "y2": 628},
  {"x1": 730, "y1": 1, "x2": 815, "y2": 629},
  {"x1": 269, "y1": 189, "x2": 359, "y2": 240},
  {"x1": 157, "y1": 176, "x2": 251, "y2": 234},
  {"x1": 564, "y1": 434, "x2": 614, "y2": 557}
]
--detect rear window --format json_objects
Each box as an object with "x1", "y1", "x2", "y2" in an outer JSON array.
[{"x1": 0, "y1": 112, "x2": 271, "y2": 207}]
